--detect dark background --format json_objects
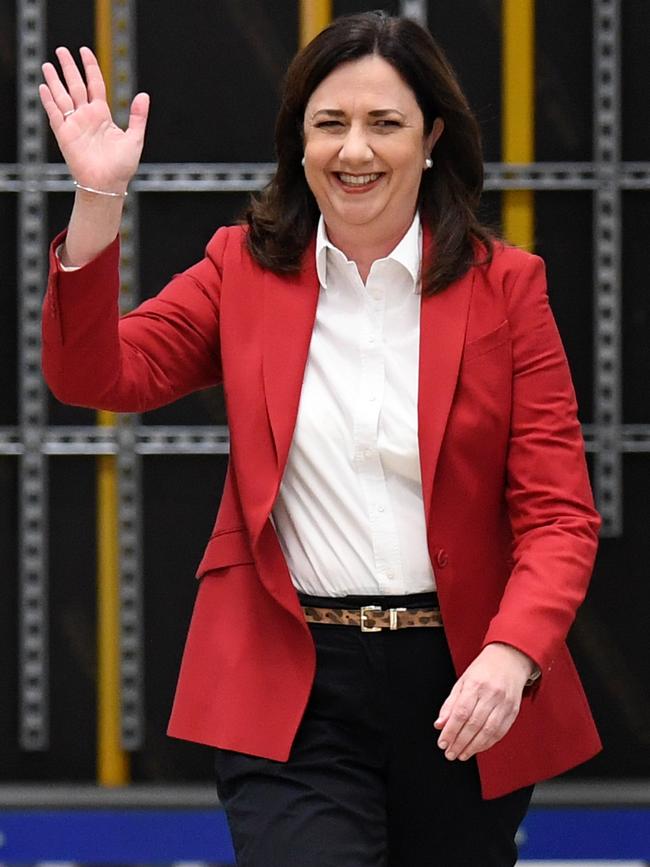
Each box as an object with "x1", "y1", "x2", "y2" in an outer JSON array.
[{"x1": 1, "y1": 0, "x2": 649, "y2": 783}]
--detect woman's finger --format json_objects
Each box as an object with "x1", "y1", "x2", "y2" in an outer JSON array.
[
  {"x1": 42, "y1": 61, "x2": 75, "y2": 115},
  {"x1": 457, "y1": 705, "x2": 518, "y2": 760},
  {"x1": 55, "y1": 46, "x2": 88, "y2": 107},
  {"x1": 126, "y1": 92, "x2": 150, "y2": 141},
  {"x1": 442, "y1": 697, "x2": 494, "y2": 759},
  {"x1": 436, "y1": 685, "x2": 479, "y2": 754},
  {"x1": 79, "y1": 46, "x2": 107, "y2": 103},
  {"x1": 38, "y1": 83, "x2": 65, "y2": 132}
]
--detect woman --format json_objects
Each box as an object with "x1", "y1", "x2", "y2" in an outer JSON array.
[{"x1": 39, "y1": 11, "x2": 601, "y2": 867}]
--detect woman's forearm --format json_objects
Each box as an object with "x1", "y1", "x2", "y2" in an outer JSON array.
[{"x1": 61, "y1": 187, "x2": 126, "y2": 267}]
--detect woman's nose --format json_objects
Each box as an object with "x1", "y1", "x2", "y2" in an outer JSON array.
[{"x1": 338, "y1": 125, "x2": 373, "y2": 164}]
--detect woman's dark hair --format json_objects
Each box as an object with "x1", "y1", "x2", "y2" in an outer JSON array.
[{"x1": 245, "y1": 11, "x2": 493, "y2": 295}]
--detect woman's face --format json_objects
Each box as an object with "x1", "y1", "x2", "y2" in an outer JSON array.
[{"x1": 302, "y1": 54, "x2": 443, "y2": 246}]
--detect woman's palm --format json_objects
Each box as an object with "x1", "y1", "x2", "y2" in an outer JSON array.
[{"x1": 39, "y1": 46, "x2": 149, "y2": 193}]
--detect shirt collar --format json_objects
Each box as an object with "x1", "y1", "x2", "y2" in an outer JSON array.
[{"x1": 315, "y1": 212, "x2": 422, "y2": 294}]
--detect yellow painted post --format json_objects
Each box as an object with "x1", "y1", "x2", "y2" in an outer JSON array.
[
  {"x1": 95, "y1": 0, "x2": 129, "y2": 787},
  {"x1": 95, "y1": 0, "x2": 113, "y2": 98},
  {"x1": 502, "y1": 0, "x2": 535, "y2": 249},
  {"x1": 299, "y1": 0, "x2": 332, "y2": 48}
]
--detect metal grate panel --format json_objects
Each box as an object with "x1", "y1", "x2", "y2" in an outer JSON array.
[
  {"x1": 592, "y1": 0, "x2": 622, "y2": 536},
  {"x1": 3, "y1": 160, "x2": 650, "y2": 192},
  {"x1": 17, "y1": 0, "x2": 49, "y2": 750},
  {"x1": 6, "y1": 0, "x2": 647, "y2": 759},
  {"x1": 4, "y1": 422, "x2": 650, "y2": 457},
  {"x1": 17, "y1": 0, "x2": 49, "y2": 751},
  {"x1": 111, "y1": 0, "x2": 144, "y2": 751}
]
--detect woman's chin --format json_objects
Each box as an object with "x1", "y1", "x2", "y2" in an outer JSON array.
[{"x1": 324, "y1": 203, "x2": 386, "y2": 232}]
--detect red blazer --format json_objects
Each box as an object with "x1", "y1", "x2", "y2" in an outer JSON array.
[{"x1": 42, "y1": 223, "x2": 601, "y2": 799}]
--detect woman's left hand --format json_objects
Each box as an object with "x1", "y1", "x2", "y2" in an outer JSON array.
[{"x1": 433, "y1": 642, "x2": 535, "y2": 761}]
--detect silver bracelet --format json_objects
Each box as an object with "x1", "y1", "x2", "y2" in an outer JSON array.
[{"x1": 73, "y1": 180, "x2": 128, "y2": 198}]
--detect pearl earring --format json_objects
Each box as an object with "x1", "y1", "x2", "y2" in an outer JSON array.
[
  {"x1": 424, "y1": 157, "x2": 433, "y2": 169},
  {"x1": 301, "y1": 156, "x2": 305, "y2": 167}
]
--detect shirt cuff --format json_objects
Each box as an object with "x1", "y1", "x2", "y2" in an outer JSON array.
[{"x1": 55, "y1": 244, "x2": 82, "y2": 272}]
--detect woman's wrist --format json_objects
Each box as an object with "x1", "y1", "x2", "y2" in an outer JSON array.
[
  {"x1": 63, "y1": 189, "x2": 124, "y2": 267},
  {"x1": 484, "y1": 641, "x2": 538, "y2": 680}
]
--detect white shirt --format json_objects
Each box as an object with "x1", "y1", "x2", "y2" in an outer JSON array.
[{"x1": 271, "y1": 213, "x2": 436, "y2": 597}]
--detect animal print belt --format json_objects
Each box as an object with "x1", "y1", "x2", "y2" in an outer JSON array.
[{"x1": 302, "y1": 604, "x2": 443, "y2": 632}]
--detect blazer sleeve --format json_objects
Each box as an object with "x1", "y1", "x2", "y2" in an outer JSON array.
[
  {"x1": 481, "y1": 252, "x2": 601, "y2": 675},
  {"x1": 41, "y1": 226, "x2": 231, "y2": 413}
]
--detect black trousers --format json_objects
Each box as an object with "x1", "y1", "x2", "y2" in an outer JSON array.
[{"x1": 214, "y1": 591, "x2": 533, "y2": 867}]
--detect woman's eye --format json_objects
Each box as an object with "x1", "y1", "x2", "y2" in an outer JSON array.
[
  {"x1": 316, "y1": 120, "x2": 344, "y2": 128},
  {"x1": 375, "y1": 119, "x2": 401, "y2": 128}
]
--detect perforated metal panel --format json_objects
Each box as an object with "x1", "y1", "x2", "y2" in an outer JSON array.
[
  {"x1": 592, "y1": 0, "x2": 623, "y2": 536},
  {"x1": 17, "y1": 0, "x2": 49, "y2": 751},
  {"x1": 110, "y1": 0, "x2": 145, "y2": 751},
  {"x1": 6, "y1": 0, "x2": 646, "y2": 752},
  {"x1": 7, "y1": 159, "x2": 650, "y2": 194}
]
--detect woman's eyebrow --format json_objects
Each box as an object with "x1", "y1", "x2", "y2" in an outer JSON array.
[
  {"x1": 368, "y1": 109, "x2": 406, "y2": 118},
  {"x1": 310, "y1": 108, "x2": 407, "y2": 119},
  {"x1": 311, "y1": 109, "x2": 346, "y2": 119}
]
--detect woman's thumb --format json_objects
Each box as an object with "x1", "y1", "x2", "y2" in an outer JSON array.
[{"x1": 127, "y1": 91, "x2": 150, "y2": 139}]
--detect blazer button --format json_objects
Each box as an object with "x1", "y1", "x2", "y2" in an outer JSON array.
[{"x1": 436, "y1": 549, "x2": 449, "y2": 568}]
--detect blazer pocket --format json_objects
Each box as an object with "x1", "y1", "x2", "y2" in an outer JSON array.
[
  {"x1": 463, "y1": 320, "x2": 511, "y2": 362},
  {"x1": 196, "y1": 527, "x2": 255, "y2": 579}
]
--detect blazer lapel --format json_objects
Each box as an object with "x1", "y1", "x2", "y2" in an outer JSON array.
[
  {"x1": 418, "y1": 229, "x2": 475, "y2": 528},
  {"x1": 262, "y1": 237, "x2": 320, "y2": 481}
]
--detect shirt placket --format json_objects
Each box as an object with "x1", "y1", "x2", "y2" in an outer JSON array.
[{"x1": 352, "y1": 265, "x2": 404, "y2": 592}]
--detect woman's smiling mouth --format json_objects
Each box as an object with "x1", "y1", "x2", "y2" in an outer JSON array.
[{"x1": 335, "y1": 171, "x2": 384, "y2": 190}]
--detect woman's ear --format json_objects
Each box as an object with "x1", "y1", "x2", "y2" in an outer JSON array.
[{"x1": 424, "y1": 116, "x2": 445, "y2": 157}]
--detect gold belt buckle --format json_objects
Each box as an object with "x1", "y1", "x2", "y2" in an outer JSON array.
[
  {"x1": 360, "y1": 605, "x2": 382, "y2": 632},
  {"x1": 360, "y1": 605, "x2": 408, "y2": 631}
]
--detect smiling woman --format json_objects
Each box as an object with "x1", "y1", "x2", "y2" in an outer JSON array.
[{"x1": 39, "y1": 9, "x2": 600, "y2": 867}]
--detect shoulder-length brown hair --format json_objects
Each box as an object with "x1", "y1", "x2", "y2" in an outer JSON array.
[{"x1": 244, "y1": 11, "x2": 493, "y2": 295}]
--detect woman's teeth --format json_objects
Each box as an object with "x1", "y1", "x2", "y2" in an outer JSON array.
[{"x1": 338, "y1": 172, "x2": 381, "y2": 186}]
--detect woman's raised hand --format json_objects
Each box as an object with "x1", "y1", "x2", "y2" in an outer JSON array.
[{"x1": 39, "y1": 46, "x2": 149, "y2": 195}]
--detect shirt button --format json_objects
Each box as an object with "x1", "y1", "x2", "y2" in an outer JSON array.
[
  {"x1": 363, "y1": 448, "x2": 373, "y2": 458},
  {"x1": 377, "y1": 505, "x2": 385, "y2": 513},
  {"x1": 369, "y1": 395, "x2": 376, "y2": 402},
  {"x1": 386, "y1": 570, "x2": 394, "y2": 579}
]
